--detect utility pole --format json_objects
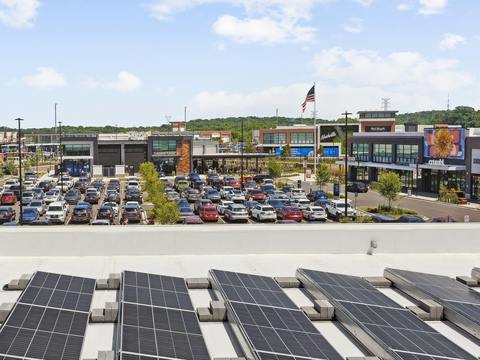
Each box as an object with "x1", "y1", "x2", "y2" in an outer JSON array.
[
  {"x1": 55, "y1": 103, "x2": 58, "y2": 134},
  {"x1": 276, "y1": 109, "x2": 278, "y2": 128},
  {"x1": 59, "y1": 121, "x2": 63, "y2": 199},
  {"x1": 313, "y1": 82, "x2": 317, "y2": 176},
  {"x1": 342, "y1": 111, "x2": 352, "y2": 215},
  {"x1": 15, "y1": 118, "x2": 23, "y2": 226},
  {"x1": 115, "y1": 124, "x2": 118, "y2": 139},
  {"x1": 241, "y1": 118, "x2": 244, "y2": 182},
  {"x1": 416, "y1": 159, "x2": 419, "y2": 196}
]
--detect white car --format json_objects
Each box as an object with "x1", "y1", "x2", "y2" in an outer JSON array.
[
  {"x1": 261, "y1": 179, "x2": 275, "y2": 186},
  {"x1": 242, "y1": 186, "x2": 256, "y2": 197},
  {"x1": 216, "y1": 200, "x2": 235, "y2": 215},
  {"x1": 226, "y1": 190, "x2": 245, "y2": 203},
  {"x1": 127, "y1": 181, "x2": 140, "y2": 190},
  {"x1": 291, "y1": 199, "x2": 311, "y2": 210},
  {"x1": 302, "y1": 206, "x2": 327, "y2": 221},
  {"x1": 44, "y1": 191, "x2": 60, "y2": 204},
  {"x1": 86, "y1": 188, "x2": 100, "y2": 197},
  {"x1": 23, "y1": 181, "x2": 35, "y2": 191},
  {"x1": 55, "y1": 181, "x2": 70, "y2": 192},
  {"x1": 220, "y1": 186, "x2": 234, "y2": 199},
  {"x1": 103, "y1": 202, "x2": 119, "y2": 217},
  {"x1": 125, "y1": 201, "x2": 142, "y2": 209},
  {"x1": 45, "y1": 201, "x2": 68, "y2": 224},
  {"x1": 166, "y1": 190, "x2": 179, "y2": 200},
  {"x1": 30, "y1": 199, "x2": 47, "y2": 215},
  {"x1": 3, "y1": 179, "x2": 18, "y2": 191},
  {"x1": 250, "y1": 204, "x2": 277, "y2": 222},
  {"x1": 287, "y1": 188, "x2": 307, "y2": 199},
  {"x1": 224, "y1": 204, "x2": 249, "y2": 222}
]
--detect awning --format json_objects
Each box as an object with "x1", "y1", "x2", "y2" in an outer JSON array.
[
  {"x1": 417, "y1": 164, "x2": 466, "y2": 171},
  {"x1": 335, "y1": 161, "x2": 414, "y2": 171},
  {"x1": 63, "y1": 156, "x2": 93, "y2": 160}
]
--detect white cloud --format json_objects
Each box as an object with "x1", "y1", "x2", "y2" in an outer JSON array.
[
  {"x1": 342, "y1": 17, "x2": 363, "y2": 33},
  {"x1": 23, "y1": 67, "x2": 67, "y2": 89},
  {"x1": 80, "y1": 76, "x2": 100, "y2": 89},
  {"x1": 311, "y1": 47, "x2": 472, "y2": 92},
  {"x1": 104, "y1": 71, "x2": 142, "y2": 93},
  {"x1": 0, "y1": 0, "x2": 42, "y2": 28},
  {"x1": 439, "y1": 33, "x2": 466, "y2": 50},
  {"x1": 418, "y1": 0, "x2": 448, "y2": 15},
  {"x1": 396, "y1": 3, "x2": 412, "y2": 10},
  {"x1": 215, "y1": 41, "x2": 226, "y2": 50},
  {"x1": 166, "y1": 87, "x2": 175, "y2": 95},
  {"x1": 351, "y1": 0, "x2": 374, "y2": 6}
]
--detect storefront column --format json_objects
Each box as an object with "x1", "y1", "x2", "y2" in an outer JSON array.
[
  {"x1": 256, "y1": 158, "x2": 259, "y2": 173},
  {"x1": 120, "y1": 143, "x2": 125, "y2": 165}
]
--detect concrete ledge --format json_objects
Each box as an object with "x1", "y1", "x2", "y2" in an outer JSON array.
[
  {"x1": 346, "y1": 357, "x2": 380, "y2": 360},
  {"x1": 406, "y1": 306, "x2": 429, "y2": 320},
  {"x1": 0, "y1": 303, "x2": 14, "y2": 322},
  {"x1": 418, "y1": 299, "x2": 443, "y2": 320},
  {"x1": 90, "y1": 302, "x2": 119, "y2": 323},
  {"x1": 456, "y1": 276, "x2": 478, "y2": 287},
  {"x1": 97, "y1": 351, "x2": 114, "y2": 360},
  {"x1": 96, "y1": 274, "x2": 120, "y2": 290},
  {"x1": 197, "y1": 307, "x2": 213, "y2": 322},
  {"x1": 363, "y1": 277, "x2": 391, "y2": 287},
  {"x1": 7, "y1": 274, "x2": 32, "y2": 290},
  {"x1": 274, "y1": 277, "x2": 301, "y2": 288},
  {"x1": 2, "y1": 224, "x2": 480, "y2": 256},
  {"x1": 186, "y1": 278, "x2": 211, "y2": 289}
]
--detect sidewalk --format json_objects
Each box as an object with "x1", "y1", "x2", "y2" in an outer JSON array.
[{"x1": 398, "y1": 190, "x2": 480, "y2": 211}]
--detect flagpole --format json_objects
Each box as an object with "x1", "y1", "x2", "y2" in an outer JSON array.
[{"x1": 313, "y1": 82, "x2": 317, "y2": 176}]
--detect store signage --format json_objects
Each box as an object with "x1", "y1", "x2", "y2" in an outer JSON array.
[
  {"x1": 473, "y1": 159, "x2": 480, "y2": 164},
  {"x1": 428, "y1": 159, "x2": 445, "y2": 166},
  {"x1": 365, "y1": 126, "x2": 389, "y2": 132},
  {"x1": 320, "y1": 131, "x2": 336, "y2": 141},
  {"x1": 153, "y1": 151, "x2": 174, "y2": 156}
]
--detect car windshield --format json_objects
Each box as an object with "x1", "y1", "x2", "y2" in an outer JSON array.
[
  {"x1": 336, "y1": 203, "x2": 351, "y2": 208},
  {"x1": 263, "y1": 185, "x2": 275, "y2": 190},
  {"x1": 311, "y1": 207, "x2": 323, "y2": 212},
  {"x1": 232, "y1": 190, "x2": 242, "y2": 195},
  {"x1": 204, "y1": 208, "x2": 216, "y2": 212},
  {"x1": 124, "y1": 207, "x2": 137, "y2": 212},
  {"x1": 293, "y1": 189, "x2": 304, "y2": 193},
  {"x1": 179, "y1": 208, "x2": 192, "y2": 213},
  {"x1": 207, "y1": 190, "x2": 218, "y2": 194},
  {"x1": 252, "y1": 190, "x2": 263, "y2": 194},
  {"x1": 30, "y1": 201, "x2": 42, "y2": 207},
  {"x1": 49, "y1": 206, "x2": 62, "y2": 211},
  {"x1": 287, "y1": 208, "x2": 299, "y2": 212},
  {"x1": 233, "y1": 207, "x2": 246, "y2": 213},
  {"x1": 189, "y1": 190, "x2": 200, "y2": 194},
  {"x1": 66, "y1": 191, "x2": 77, "y2": 196},
  {"x1": 23, "y1": 209, "x2": 36, "y2": 214},
  {"x1": 108, "y1": 192, "x2": 118, "y2": 196},
  {"x1": 45, "y1": 192, "x2": 55, "y2": 196},
  {"x1": 23, "y1": 192, "x2": 34, "y2": 197},
  {"x1": 263, "y1": 207, "x2": 274, "y2": 212},
  {"x1": 270, "y1": 200, "x2": 282, "y2": 206}
]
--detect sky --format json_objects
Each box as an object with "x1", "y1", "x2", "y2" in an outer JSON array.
[{"x1": 0, "y1": 0, "x2": 478, "y2": 128}]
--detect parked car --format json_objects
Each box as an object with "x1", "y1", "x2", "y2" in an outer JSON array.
[
  {"x1": 188, "y1": 172, "x2": 201, "y2": 185},
  {"x1": 122, "y1": 205, "x2": 142, "y2": 223},
  {"x1": 199, "y1": 206, "x2": 219, "y2": 222},
  {"x1": 282, "y1": 185, "x2": 293, "y2": 193},
  {"x1": 220, "y1": 186, "x2": 234, "y2": 199},
  {"x1": 106, "y1": 190, "x2": 121, "y2": 204},
  {"x1": 346, "y1": 182, "x2": 369, "y2": 193},
  {"x1": 431, "y1": 217, "x2": 457, "y2": 223},
  {"x1": 3, "y1": 179, "x2": 18, "y2": 191},
  {"x1": 174, "y1": 198, "x2": 189, "y2": 208},
  {"x1": 45, "y1": 201, "x2": 68, "y2": 224},
  {"x1": 206, "y1": 173, "x2": 219, "y2": 185},
  {"x1": 194, "y1": 199, "x2": 213, "y2": 214},
  {"x1": 64, "y1": 189, "x2": 82, "y2": 205},
  {"x1": 302, "y1": 206, "x2": 327, "y2": 221},
  {"x1": 290, "y1": 198, "x2": 311, "y2": 210},
  {"x1": 267, "y1": 200, "x2": 285, "y2": 211},
  {"x1": 166, "y1": 190, "x2": 179, "y2": 200},
  {"x1": 286, "y1": 188, "x2": 307, "y2": 199},
  {"x1": 261, "y1": 179, "x2": 275, "y2": 186},
  {"x1": 251, "y1": 204, "x2": 277, "y2": 222},
  {"x1": 38, "y1": 181, "x2": 52, "y2": 192},
  {"x1": 44, "y1": 191, "x2": 60, "y2": 204},
  {"x1": 226, "y1": 190, "x2": 245, "y2": 203},
  {"x1": 30, "y1": 200, "x2": 47, "y2": 215},
  {"x1": 397, "y1": 215, "x2": 425, "y2": 223},
  {"x1": 71, "y1": 205, "x2": 92, "y2": 223},
  {"x1": 369, "y1": 215, "x2": 399, "y2": 223},
  {"x1": 245, "y1": 189, "x2": 265, "y2": 202},
  {"x1": 227, "y1": 179, "x2": 241, "y2": 190},
  {"x1": 1, "y1": 192, "x2": 16, "y2": 205},
  {"x1": 103, "y1": 202, "x2": 119, "y2": 217},
  {"x1": 97, "y1": 205, "x2": 115, "y2": 224},
  {"x1": 31, "y1": 188, "x2": 44, "y2": 200},
  {"x1": 74, "y1": 181, "x2": 87, "y2": 193},
  {"x1": 276, "y1": 206, "x2": 303, "y2": 222},
  {"x1": 314, "y1": 199, "x2": 332, "y2": 210},
  {"x1": 204, "y1": 189, "x2": 221, "y2": 203},
  {"x1": 9, "y1": 185, "x2": 23, "y2": 199},
  {"x1": 21, "y1": 191, "x2": 36, "y2": 206},
  {"x1": 84, "y1": 188, "x2": 100, "y2": 204},
  {"x1": 92, "y1": 180, "x2": 104, "y2": 192},
  {"x1": 222, "y1": 176, "x2": 236, "y2": 186},
  {"x1": 185, "y1": 189, "x2": 202, "y2": 202},
  {"x1": 193, "y1": 180, "x2": 206, "y2": 190},
  {"x1": 23, "y1": 181, "x2": 35, "y2": 191},
  {"x1": 306, "y1": 190, "x2": 328, "y2": 202},
  {"x1": 224, "y1": 204, "x2": 249, "y2": 222},
  {"x1": 243, "y1": 200, "x2": 260, "y2": 215},
  {"x1": 127, "y1": 181, "x2": 140, "y2": 190},
  {"x1": 0, "y1": 207, "x2": 16, "y2": 223},
  {"x1": 183, "y1": 216, "x2": 204, "y2": 225},
  {"x1": 252, "y1": 174, "x2": 271, "y2": 184},
  {"x1": 29, "y1": 220, "x2": 53, "y2": 226},
  {"x1": 216, "y1": 200, "x2": 235, "y2": 215},
  {"x1": 326, "y1": 200, "x2": 356, "y2": 220},
  {"x1": 178, "y1": 206, "x2": 195, "y2": 222},
  {"x1": 245, "y1": 180, "x2": 258, "y2": 190},
  {"x1": 125, "y1": 189, "x2": 143, "y2": 204}
]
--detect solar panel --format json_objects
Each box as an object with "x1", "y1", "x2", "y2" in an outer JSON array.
[
  {"x1": 385, "y1": 268, "x2": 480, "y2": 341},
  {"x1": 297, "y1": 269, "x2": 476, "y2": 360},
  {"x1": 119, "y1": 271, "x2": 210, "y2": 360},
  {"x1": 0, "y1": 271, "x2": 95, "y2": 360},
  {"x1": 209, "y1": 269, "x2": 343, "y2": 360}
]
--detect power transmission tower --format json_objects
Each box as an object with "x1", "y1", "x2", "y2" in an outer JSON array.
[
  {"x1": 165, "y1": 116, "x2": 171, "y2": 123},
  {"x1": 381, "y1": 98, "x2": 391, "y2": 111},
  {"x1": 447, "y1": 95, "x2": 450, "y2": 110}
]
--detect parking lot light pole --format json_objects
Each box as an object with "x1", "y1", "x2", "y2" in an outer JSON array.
[
  {"x1": 59, "y1": 121, "x2": 63, "y2": 198},
  {"x1": 416, "y1": 158, "x2": 419, "y2": 196},
  {"x1": 241, "y1": 118, "x2": 244, "y2": 182},
  {"x1": 342, "y1": 111, "x2": 351, "y2": 215},
  {"x1": 15, "y1": 118, "x2": 23, "y2": 226}
]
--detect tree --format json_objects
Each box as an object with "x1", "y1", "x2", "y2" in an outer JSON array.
[
  {"x1": 377, "y1": 171, "x2": 402, "y2": 208},
  {"x1": 268, "y1": 159, "x2": 282, "y2": 180},
  {"x1": 139, "y1": 162, "x2": 179, "y2": 224},
  {"x1": 317, "y1": 145, "x2": 325, "y2": 157},
  {"x1": 245, "y1": 143, "x2": 255, "y2": 153},
  {"x1": 315, "y1": 164, "x2": 331, "y2": 190},
  {"x1": 5, "y1": 161, "x2": 17, "y2": 175},
  {"x1": 281, "y1": 144, "x2": 291, "y2": 158}
]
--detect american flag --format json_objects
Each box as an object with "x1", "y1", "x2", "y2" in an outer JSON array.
[{"x1": 302, "y1": 85, "x2": 315, "y2": 112}]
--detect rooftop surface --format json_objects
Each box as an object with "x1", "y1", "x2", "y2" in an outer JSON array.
[{"x1": 1, "y1": 225, "x2": 479, "y2": 360}]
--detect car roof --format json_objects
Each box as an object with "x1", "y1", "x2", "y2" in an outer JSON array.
[
  {"x1": 0, "y1": 207, "x2": 12, "y2": 210},
  {"x1": 74, "y1": 205, "x2": 88, "y2": 208},
  {"x1": 2, "y1": 192, "x2": 14, "y2": 195},
  {"x1": 373, "y1": 215, "x2": 397, "y2": 219}
]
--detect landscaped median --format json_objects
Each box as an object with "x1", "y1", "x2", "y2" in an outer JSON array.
[{"x1": 358, "y1": 205, "x2": 426, "y2": 220}]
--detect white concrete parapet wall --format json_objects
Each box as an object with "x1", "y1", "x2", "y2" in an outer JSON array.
[{"x1": 0, "y1": 224, "x2": 478, "y2": 257}]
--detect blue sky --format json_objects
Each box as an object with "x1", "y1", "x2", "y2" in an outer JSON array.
[{"x1": 0, "y1": 0, "x2": 477, "y2": 128}]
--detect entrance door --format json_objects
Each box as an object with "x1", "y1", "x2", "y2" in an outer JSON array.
[{"x1": 425, "y1": 170, "x2": 439, "y2": 192}]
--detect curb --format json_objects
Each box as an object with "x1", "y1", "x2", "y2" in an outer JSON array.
[{"x1": 398, "y1": 193, "x2": 480, "y2": 211}]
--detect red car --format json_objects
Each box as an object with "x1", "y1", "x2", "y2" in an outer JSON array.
[
  {"x1": 246, "y1": 189, "x2": 265, "y2": 201},
  {"x1": 1, "y1": 192, "x2": 16, "y2": 205},
  {"x1": 276, "y1": 206, "x2": 303, "y2": 222},
  {"x1": 227, "y1": 180, "x2": 241, "y2": 190},
  {"x1": 199, "y1": 206, "x2": 219, "y2": 222}
]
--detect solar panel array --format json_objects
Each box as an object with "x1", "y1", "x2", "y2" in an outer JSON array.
[
  {"x1": 385, "y1": 268, "x2": 480, "y2": 332},
  {"x1": 298, "y1": 269, "x2": 476, "y2": 360},
  {"x1": 210, "y1": 269, "x2": 343, "y2": 360},
  {"x1": 0, "y1": 271, "x2": 95, "y2": 360},
  {"x1": 119, "y1": 271, "x2": 210, "y2": 360}
]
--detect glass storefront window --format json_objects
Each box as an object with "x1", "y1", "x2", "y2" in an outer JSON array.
[
  {"x1": 352, "y1": 143, "x2": 369, "y2": 161},
  {"x1": 373, "y1": 144, "x2": 392, "y2": 163},
  {"x1": 291, "y1": 133, "x2": 313, "y2": 144},
  {"x1": 64, "y1": 144, "x2": 90, "y2": 156},
  {"x1": 472, "y1": 176, "x2": 480, "y2": 199},
  {"x1": 263, "y1": 133, "x2": 286, "y2": 144},
  {"x1": 396, "y1": 170, "x2": 416, "y2": 188},
  {"x1": 355, "y1": 167, "x2": 369, "y2": 181},
  {"x1": 152, "y1": 140, "x2": 177, "y2": 154},
  {"x1": 364, "y1": 113, "x2": 393, "y2": 118},
  {"x1": 396, "y1": 145, "x2": 418, "y2": 164}
]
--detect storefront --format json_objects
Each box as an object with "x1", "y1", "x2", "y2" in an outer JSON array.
[
  {"x1": 64, "y1": 157, "x2": 92, "y2": 176},
  {"x1": 423, "y1": 169, "x2": 466, "y2": 192}
]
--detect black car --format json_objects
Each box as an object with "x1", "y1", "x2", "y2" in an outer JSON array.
[
  {"x1": 0, "y1": 207, "x2": 16, "y2": 223},
  {"x1": 369, "y1": 215, "x2": 399, "y2": 223},
  {"x1": 92, "y1": 180, "x2": 104, "y2": 192},
  {"x1": 122, "y1": 205, "x2": 142, "y2": 223},
  {"x1": 9, "y1": 185, "x2": 23, "y2": 199},
  {"x1": 174, "y1": 198, "x2": 189, "y2": 208},
  {"x1": 346, "y1": 182, "x2": 369, "y2": 193},
  {"x1": 29, "y1": 220, "x2": 53, "y2": 226},
  {"x1": 74, "y1": 181, "x2": 87, "y2": 193},
  {"x1": 244, "y1": 201, "x2": 260, "y2": 214},
  {"x1": 64, "y1": 189, "x2": 81, "y2": 205},
  {"x1": 125, "y1": 189, "x2": 143, "y2": 203},
  {"x1": 206, "y1": 173, "x2": 219, "y2": 185},
  {"x1": 314, "y1": 199, "x2": 332, "y2": 210},
  {"x1": 38, "y1": 181, "x2": 52, "y2": 192},
  {"x1": 397, "y1": 215, "x2": 425, "y2": 223},
  {"x1": 268, "y1": 200, "x2": 286, "y2": 211},
  {"x1": 71, "y1": 205, "x2": 92, "y2": 223},
  {"x1": 194, "y1": 180, "x2": 206, "y2": 190},
  {"x1": 306, "y1": 190, "x2": 328, "y2": 202},
  {"x1": 188, "y1": 172, "x2": 200, "y2": 184},
  {"x1": 97, "y1": 205, "x2": 115, "y2": 224},
  {"x1": 194, "y1": 199, "x2": 213, "y2": 214},
  {"x1": 253, "y1": 174, "x2": 272, "y2": 183}
]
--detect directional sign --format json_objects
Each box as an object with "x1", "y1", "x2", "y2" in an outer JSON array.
[{"x1": 355, "y1": 192, "x2": 358, "y2": 197}]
